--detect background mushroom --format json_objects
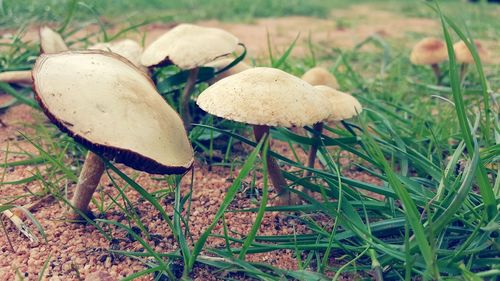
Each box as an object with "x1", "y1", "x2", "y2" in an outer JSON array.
[
  {"x1": 0, "y1": 26, "x2": 68, "y2": 85},
  {"x1": 0, "y1": 71, "x2": 32, "y2": 85},
  {"x1": 197, "y1": 67, "x2": 331, "y2": 205},
  {"x1": 301, "y1": 67, "x2": 339, "y2": 89},
  {"x1": 304, "y1": 85, "x2": 362, "y2": 179},
  {"x1": 89, "y1": 39, "x2": 144, "y2": 70},
  {"x1": 453, "y1": 40, "x2": 489, "y2": 81},
  {"x1": 409, "y1": 37, "x2": 448, "y2": 84},
  {"x1": 39, "y1": 26, "x2": 68, "y2": 54},
  {"x1": 204, "y1": 57, "x2": 251, "y2": 84},
  {"x1": 32, "y1": 50, "x2": 194, "y2": 219},
  {"x1": 141, "y1": 23, "x2": 241, "y2": 128}
]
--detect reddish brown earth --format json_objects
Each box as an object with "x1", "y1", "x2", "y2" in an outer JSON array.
[{"x1": 0, "y1": 100, "x2": 382, "y2": 280}]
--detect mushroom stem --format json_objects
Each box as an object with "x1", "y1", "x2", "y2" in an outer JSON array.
[
  {"x1": 253, "y1": 125, "x2": 299, "y2": 205},
  {"x1": 70, "y1": 151, "x2": 105, "y2": 218},
  {"x1": 303, "y1": 122, "x2": 324, "y2": 178},
  {"x1": 180, "y1": 67, "x2": 200, "y2": 129},
  {"x1": 430, "y1": 64, "x2": 441, "y2": 84},
  {"x1": 0, "y1": 71, "x2": 33, "y2": 85}
]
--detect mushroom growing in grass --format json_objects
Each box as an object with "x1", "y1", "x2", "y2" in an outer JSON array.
[
  {"x1": 39, "y1": 26, "x2": 69, "y2": 54},
  {"x1": 453, "y1": 40, "x2": 489, "y2": 81},
  {"x1": 89, "y1": 39, "x2": 144, "y2": 70},
  {"x1": 141, "y1": 23, "x2": 241, "y2": 128},
  {"x1": 204, "y1": 57, "x2": 251, "y2": 84},
  {"x1": 0, "y1": 26, "x2": 68, "y2": 85},
  {"x1": 303, "y1": 85, "x2": 362, "y2": 179},
  {"x1": 410, "y1": 37, "x2": 448, "y2": 83},
  {"x1": 0, "y1": 71, "x2": 33, "y2": 85},
  {"x1": 32, "y1": 50, "x2": 194, "y2": 219},
  {"x1": 197, "y1": 67, "x2": 331, "y2": 205},
  {"x1": 301, "y1": 67, "x2": 339, "y2": 89}
]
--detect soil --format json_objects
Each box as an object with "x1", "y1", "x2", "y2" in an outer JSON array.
[{"x1": 0, "y1": 3, "x2": 496, "y2": 280}]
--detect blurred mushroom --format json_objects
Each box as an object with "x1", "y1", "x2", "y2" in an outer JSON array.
[
  {"x1": 204, "y1": 57, "x2": 251, "y2": 84},
  {"x1": 301, "y1": 67, "x2": 338, "y2": 89},
  {"x1": 141, "y1": 23, "x2": 241, "y2": 128},
  {"x1": 89, "y1": 39, "x2": 144, "y2": 70},
  {"x1": 453, "y1": 40, "x2": 489, "y2": 81},
  {"x1": 32, "y1": 50, "x2": 193, "y2": 219},
  {"x1": 197, "y1": 67, "x2": 331, "y2": 205},
  {"x1": 39, "y1": 26, "x2": 68, "y2": 54},
  {"x1": 0, "y1": 71, "x2": 32, "y2": 85},
  {"x1": 410, "y1": 37, "x2": 447, "y2": 83},
  {"x1": 0, "y1": 26, "x2": 68, "y2": 85},
  {"x1": 304, "y1": 85, "x2": 362, "y2": 179}
]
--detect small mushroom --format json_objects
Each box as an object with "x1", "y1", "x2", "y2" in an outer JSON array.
[
  {"x1": 39, "y1": 26, "x2": 69, "y2": 54},
  {"x1": 197, "y1": 67, "x2": 331, "y2": 205},
  {"x1": 301, "y1": 67, "x2": 339, "y2": 89},
  {"x1": 0, "y1": 26, "x2": 68, "y2": 85},
  {"x1": 410, "y1": 37, "x2": 448, "y2": 83},
  {"x1": 304, "y1": 85, "x2": 362, "y2": 179},
  {"x1": 32, "y1": 50, "x2": 194, "y2": 219},
  {"x1": 89, "y1": 39, "x2": 144, "y2": 69},
  {"x1": 141, "y1": 24, "x2": 241, "y2": 128},
  {"x1": 0, "y1": 71, "x2": 32, "y2": 85},
  {"x1": 204, "y1": 57, "x2": 251, "y2": 84},
  {"x1": 453, "y1": 40, "x2": 489, "y2": 81}
]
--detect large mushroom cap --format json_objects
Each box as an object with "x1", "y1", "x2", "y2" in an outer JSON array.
[
  {"x1": 89, "y1": 39, "x2": 143, "y2": 68},
  {"x1": 197, "y1": 67, "x2": 331, "y2": 127},
  {"x1": 314, "y1": 85, "x2": 362, "y2": 121},
  {"x1": 141, "y1": 23, "x2": 240, "y2": 69},
  {"x1": 410, "y1": 37, "x2": 448, "y2": 65},
  {"x1": 453, "y1": 40, "x2": 489, "y2": 64},
  {"x1": 301, "y1": 67, "x2": 338, "y2": 89},
  {"x1": 39, "y1": 26, "x2": 68, "y2": 54},
  {"x1": 32, "y1": 50, "x2": 193, "y2": 174}
]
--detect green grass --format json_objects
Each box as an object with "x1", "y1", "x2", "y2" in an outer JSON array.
[{"x1": 1, "y1": 0, "x2": 499, "y2": 280}]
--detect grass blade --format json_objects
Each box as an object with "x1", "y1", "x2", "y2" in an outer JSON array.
[{"x1": 186, "y1": 136, "x2": 265, "y2": 275}]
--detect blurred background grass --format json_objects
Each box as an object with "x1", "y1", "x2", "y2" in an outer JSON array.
[{"x1": 0, "y1": 0, "x2": 499, "y2": 40}]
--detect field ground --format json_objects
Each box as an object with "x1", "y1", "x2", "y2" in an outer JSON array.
[{"x1": 0, "y1": 0, "x2": 499, "y2": 280}]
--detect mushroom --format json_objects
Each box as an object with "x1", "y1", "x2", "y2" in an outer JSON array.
[
  {"x1": 32, "y1": 50, "x2": 194, "y2": 218},
  {"x1": 141, "y1": 23, "x2": 241, "y2": 128},
  {"x1": 303, "y1": 85, "x2": 362, "y2": 179},
  {"x1": 204, "y1": 57, "x2": 251, "y2": 84},
  {"x1": 409, "y1": 37, "x2": 448, "y2": 83},
  {"x1": 89, "y1": 39, "x2": 144, "y2": 69},
  {"x1": 39, "y1": 26, "x2": 69, "y2": 54},
  {"x1": 0, "y1": 26, "x2": 68, "y2": 85},
  {"x1": 453, "y1": 40, "x2": 489, "y2": 81},
  {"x1": 0, "y1": 71, "x2": 32, "y2": 85},
  {"x1": 197, "y1": 67, "x2": 331, "y2": 205},
  {"x1": 301, "y1": 67, "x2": 339, "y2": 89}
]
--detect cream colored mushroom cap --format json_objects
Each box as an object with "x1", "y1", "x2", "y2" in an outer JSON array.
[
  {"x1": 39, "y1": 26, "x2": 68, "y2": 54},
  {"x1": 197, "y1": 67, "x2": 331, "y2": 127},
  {"x1": 301, "y1": 67, "x2": 338, "y2": 89},
  {"x1": 32, "y1": 50, "x2": 193, "y2": 174},
  {"x1": 453, "y1": 40, "x2": 489, "y2": 64},
  {"x1": 410, "y1": 37, "x2": 447, "y2": 65},
  {"x1": 89, "y1": 39, "x2": 143, "y2": 67},
  {"x1": 141, "y1": 24, "x2": 239, "y2": 69},
  {"x1": 314, "y1": 85, "x2": 362, "y2": 121}
]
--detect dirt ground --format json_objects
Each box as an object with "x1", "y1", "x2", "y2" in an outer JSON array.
[{"x1": 0, "y1": 3, "x2": 496, "y2": 280}]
